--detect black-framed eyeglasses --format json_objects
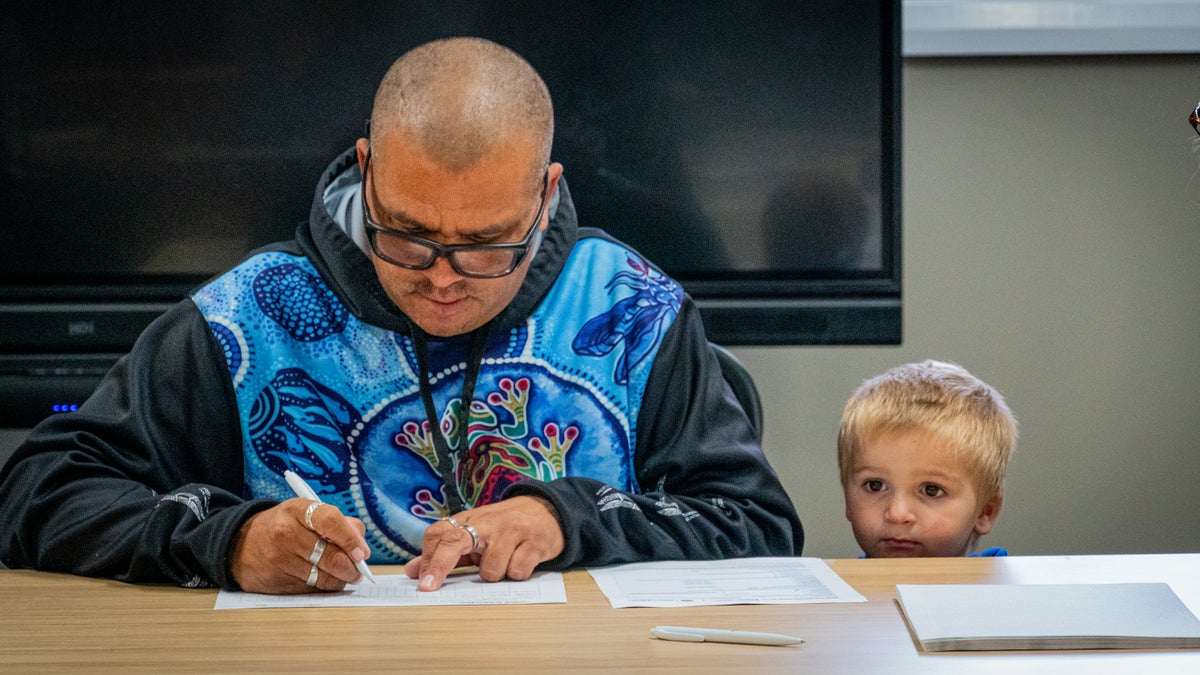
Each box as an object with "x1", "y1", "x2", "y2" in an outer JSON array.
[
  {"x1": 361, "y1": 150, "x2": 549, "y2": 279},
  {"x1": 1191, "y1": 101, "x2": 1200, "y2": 137}
]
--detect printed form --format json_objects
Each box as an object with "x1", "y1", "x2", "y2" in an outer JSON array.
[
  {"x1": 214, "y1": 571, "x2": 566, "y2": 610},
  {"x1": 588, "y1": 557, "x2": 866, "y2": 608}
]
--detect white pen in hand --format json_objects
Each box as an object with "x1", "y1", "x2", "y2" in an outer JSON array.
[
  {"x1": 651, "y1": 626, "x2": 804, "y2": 647},
  {"x1": 283, "y1": 470, "x2": 376, "y2": 584}
]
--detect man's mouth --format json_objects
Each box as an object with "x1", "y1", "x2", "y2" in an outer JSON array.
[{"x1": 423, "y1": 294, "x2": 466, "y2": 306}]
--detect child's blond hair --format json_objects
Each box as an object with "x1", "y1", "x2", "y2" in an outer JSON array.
[{"x1": 838, "y1": 360, "x2": 1018, "y2": 506}]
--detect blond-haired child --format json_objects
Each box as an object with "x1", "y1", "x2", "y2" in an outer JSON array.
[{"x1": 838, "y1": 360, "x2": 1017, "y2": 557}]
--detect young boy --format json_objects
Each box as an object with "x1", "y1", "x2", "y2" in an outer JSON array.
[{"x1": 838, "y1": 360, "x2": 1018, "y2": 558}]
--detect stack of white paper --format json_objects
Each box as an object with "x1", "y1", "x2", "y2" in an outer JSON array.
[{"x1": 895, "y1": 582, "x2": 1200, "y2": 652}]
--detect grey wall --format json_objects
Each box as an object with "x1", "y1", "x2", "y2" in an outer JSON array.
[
  {"x1": 3, "y1": 54, "x2": 1198, "y2": 561},
  {"x1": 746, "y1": 53, "x2": 1200, "y2": 558}
]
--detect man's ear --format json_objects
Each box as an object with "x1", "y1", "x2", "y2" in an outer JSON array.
[
  {"x1": 974, "y1": 492, "x2": 1003, "y2": 536},
  {"x1": 544, "y1": 162, "x2": 564, "y2": 224},
  {"x1": 355, "y1": 137, "x2": 370, "y2": 170}
]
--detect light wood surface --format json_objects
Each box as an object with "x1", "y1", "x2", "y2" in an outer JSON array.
[{"x1": 2, "y1": 555, "x2": 1198, "y2": 673}]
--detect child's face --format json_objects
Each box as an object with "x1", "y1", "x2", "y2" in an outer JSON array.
[{"x1": 843, "y1": 427, "x2": 1001, "y2": 558}]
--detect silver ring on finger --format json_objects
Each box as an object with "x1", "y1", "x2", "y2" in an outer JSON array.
[
  {"x1": 306, "y1": 562, "x2": 319, "y2": 587},
  {"x1": 304, "y1": 500, "x2": 322, "y2": 531},
  {"x1": 308, "y1": 538, "x2": 327, "y2": 565},
  {"x1": 459, "y1": 522, "x2": 480, "y2": 552},
  {"x1": 440, "y1": 516, "x2": 478, "y2": 552}
]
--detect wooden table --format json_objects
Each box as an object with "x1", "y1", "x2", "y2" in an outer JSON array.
[{"x1": 2, "y1": 554, "x2": 1198, "y2": 673}]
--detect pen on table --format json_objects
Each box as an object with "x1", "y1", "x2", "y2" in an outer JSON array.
[
  {"x1": 650, "y1": 626, "x2": 804, "y2": 647},
  {"x1": 283, "y1": 470, "x2": 376, "y2": 584}
]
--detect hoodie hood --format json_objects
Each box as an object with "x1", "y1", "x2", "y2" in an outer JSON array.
[{"x1": 296, "y1": 147, "x2": 579, "y2": 337}]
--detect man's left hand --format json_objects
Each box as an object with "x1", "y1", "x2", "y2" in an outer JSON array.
[{"x1": 404, "y1": 495, "x2": 563, "y2": 591}]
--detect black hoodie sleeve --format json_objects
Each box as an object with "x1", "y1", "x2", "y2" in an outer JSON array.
[
  {"x1": 504, "y1": 296, "x2": 804, "y2": 568},
  {"x1": 0, "y1": 301, "x2": 275, "y2": 588}
]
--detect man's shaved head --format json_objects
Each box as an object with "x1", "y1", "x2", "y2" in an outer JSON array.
[{"x1": 370, "y1": 37, "x2": 553, "y2": 186}]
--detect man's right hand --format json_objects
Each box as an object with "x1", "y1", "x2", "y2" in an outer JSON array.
[{"x1": 230, "y1": 498, "x2": 371, "y2": 594}]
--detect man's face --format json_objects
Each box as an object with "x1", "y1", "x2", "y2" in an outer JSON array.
[
  {"x1": 843, "y1": 427, "x2": 1000, "y2": 558},
  {"x1": 357, "y1": 136, "x2": 560, "y2": 337}
]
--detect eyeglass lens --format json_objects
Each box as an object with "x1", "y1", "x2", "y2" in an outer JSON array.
[{"x1": 372, "y1": 236, "x2": 521, "y2": 276}]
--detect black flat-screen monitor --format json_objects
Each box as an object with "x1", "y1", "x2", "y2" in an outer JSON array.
[{"x1": 0, "y1": 1, "x2": 900, "y2": 427}]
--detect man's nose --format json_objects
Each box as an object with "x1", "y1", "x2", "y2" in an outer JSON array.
[{"x1": 423, "y1": 255, "x2": 465, "y2": 288}]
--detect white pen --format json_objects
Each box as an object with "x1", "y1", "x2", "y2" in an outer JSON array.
[
  {"x1": 650, "y1": 626, "x2": 804, "y2": 647},
  {"x1": 283, "y1": 470, "x2": 376, "y2": 584}
]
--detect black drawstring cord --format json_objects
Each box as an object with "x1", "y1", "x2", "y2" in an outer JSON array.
[{"x1": 410, "y1": 322, "x2": 491, "y2": 515}]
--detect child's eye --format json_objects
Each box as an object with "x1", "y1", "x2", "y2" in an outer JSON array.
[
  {"x1": 921, "y1": 484, "x2": 945, "y2": 498},
  {"x1": 864, "y1": 479, "x2": 884, "y2": 492}
]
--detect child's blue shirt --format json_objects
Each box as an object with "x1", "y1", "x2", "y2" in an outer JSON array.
[{"x1": 969, "y1": 547, "x2": 1008, "y2": 557}]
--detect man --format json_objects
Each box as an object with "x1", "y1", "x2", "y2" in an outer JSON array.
[{"x1": 0, "y1": 38, "x2": 802, "y2": 593}]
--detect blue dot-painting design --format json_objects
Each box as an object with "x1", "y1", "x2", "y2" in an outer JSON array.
[
  {"x1": 207, "y1": 317, "x2": 252, "y2": 387},
  {"x1": 252, "y1": 263, "x2": 348, "y2": 342}
]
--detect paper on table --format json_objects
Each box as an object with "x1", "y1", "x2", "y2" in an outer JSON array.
[
  {"x1": 895, "y1": 582, "x2": 1200, "y2": 652},
  {"x1": 587, "y1": 557, "x2": 866, "y2": 608},
  {"x1": 214, "y1": 571, "x2": 566, "y2": 610}
]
